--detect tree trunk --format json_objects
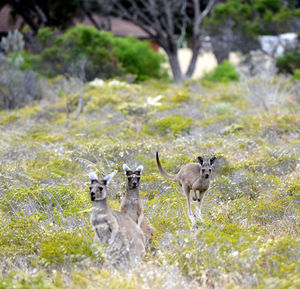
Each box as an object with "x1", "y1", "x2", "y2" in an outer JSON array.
[
  {"x1": 167, "y1": 51, "x2": 183, "y2": 84},
  {"x1": 85, "y1": 11, "x2": 101, "y2": 30},
  {"x1": 185, "y1": 45, "x2": 201, "y2": 79}
]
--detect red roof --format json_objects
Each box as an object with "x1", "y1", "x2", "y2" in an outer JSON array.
[
  {"x1": 0, "y1": 5, "x2": 151, "y2": 39},
  {"x1": 76, "y1": 16, "x2": 151, "y2": 39},
  {"x1": 0, "y1": 5, "x2": 24, "y2": 32}
]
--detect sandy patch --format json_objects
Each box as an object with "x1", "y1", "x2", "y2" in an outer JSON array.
[{"x1": 161, "y1": 48, "x2": 241, "y2": 79}]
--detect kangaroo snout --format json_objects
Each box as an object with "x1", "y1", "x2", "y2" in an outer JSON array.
[
  {"x1": 90, "y1": 192, "x2": 95, "y2": 201},
  {"x1": 205, "y1": 174, "x2": 209, "y2": 179}
]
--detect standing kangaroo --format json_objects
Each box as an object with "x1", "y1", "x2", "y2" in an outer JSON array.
[
  {"x1": 120, "y1": 164, "x2": 155, "y2": 247},
  {"x1": 156, "y1": 152, "x2": 216, "y2": 227},
  {"x1": 89, "y1": 171, "x2": 145, "y2": 266}
]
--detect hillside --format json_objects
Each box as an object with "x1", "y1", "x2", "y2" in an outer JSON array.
[{"x1": 0, "y1": 76, "x2": 299, "y2": 289}]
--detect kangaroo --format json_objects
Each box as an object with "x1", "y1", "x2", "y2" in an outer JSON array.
[
  {"x1": 89, "y1": 171, "x2": 145, "y2": 266},
  {"x1": 120, "y1": 164, "x2": 155, "y2": 248},
  {"x1": 156, "y1": 152, "x2": 216, "y2": 227}
]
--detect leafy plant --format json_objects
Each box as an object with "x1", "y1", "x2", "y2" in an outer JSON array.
[
  {"x1": 276, "y1": 49, "x2": 300, "y2": 74},
  {"x1": 145, "y1": 115, "x2": 193, "y2": 136},
  {"x1": 111, "y1": 36, "x2": 167, "y2": 81},
  {"x1": 38, "y1": 228, "x2": 95, "y2": 266},
  {"x1": 202, "y1": 61, "x2": 239, "y2": 83},
  {"x1": 23, "y1": 26, "x2": 166, "y2": 82},
  {"x1": 0, "y1": 30, "x2": 24, "y2": 54},
  {"x1": 0, "y1": 57, "x2": 42, "y2": 110}
]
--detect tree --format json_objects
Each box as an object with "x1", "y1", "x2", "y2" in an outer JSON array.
[
  {"x1": 0, "y1": 0, "x2": 101, "y2": 32},
  {"x1": 109, "y1": 0, "x2": 217, "y2": 83},
  {"x1": 205, "y1": 0, "x2": 300, "y2": 64}
]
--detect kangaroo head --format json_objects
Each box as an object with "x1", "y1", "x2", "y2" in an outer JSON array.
[
  {"x1": 197, "y1": 156, "x2": 216, "y2": 180},
  {"x1": 88, "y1": 171, "x2": 115, "y2": 201},
  {"x1": 123, "y1": 164, "x2": 143, "y2": 189}
]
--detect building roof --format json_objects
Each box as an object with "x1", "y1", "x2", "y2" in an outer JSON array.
[
  {"x1": 0, "y1": 5, "x2": 151, "y2": 39},
  {"x1": 0, "y1": 5, "x2": 24, "y2": 32},
  {"x1": 77, "y1": 16, "x2": 152, "y2": 39}
]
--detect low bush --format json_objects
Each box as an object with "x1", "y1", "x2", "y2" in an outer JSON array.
[
  {"x1": 202, "y1": 61, "x2": 239, "y2": 83},
  {"x1": 24, "y1": 26, "x2": 166, "y2": 82},
  {"x1": 292, "y1": 69, "x2": 300, "y2": 80},
  {"x1": 112, "y1": 36, "x2": 167, "y2": 81},
  {"x1": 145, "y1": 115, "x2": 193, "y2": 136},
  {"x1": 276, "y1": 49, "x2": 300, "y2": 74},
  {"x1": 38, "y1": 228, "x2": 95, "y2": 266},
  {"x1": 35, "y1": 26, "x2": 121, "y2": 80},
  {"x1": 0, "y1": 56, "x2": 42, "y2": 110}
]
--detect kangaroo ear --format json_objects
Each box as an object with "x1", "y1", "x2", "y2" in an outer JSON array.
[
  {"x1": 102, "y1": 171, "x2": 116, "y2": 186},
  {"x1": 89, "y1": 171, "x2": 98, "y2": 184},
  {"x1": 135, "y1": 165, "x2": 143, "y2": 174},
  {"x1": 210, "y1": 156, "x2": 216, "y2": 166},
  {"x1": 197, "y1": 157, "x2": 204, "y2": 166},
  {"x1": 123, "y1": 164, "x2": 132, "y2": 174}
]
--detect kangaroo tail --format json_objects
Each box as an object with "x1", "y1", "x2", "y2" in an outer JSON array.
[{"x1": 156, "y1": 152, "x2": 177, "y2": 182}]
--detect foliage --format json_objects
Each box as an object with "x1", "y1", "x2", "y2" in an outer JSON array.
[
  {"x1": 23, "y1": 26, "x2": 166, "y2": 82},
  {"x1": 0, "y1": 56, "x2": 42, "y2": 110},
  {"x1": 1, "y1": 0, "x2": 101, "y2": 32},
  {"x1": 34, "y1": 26, "x2": 121, "y2": 80},
  {"x1": 145, "y1": 115, "x2": 193, "y2": 136},
  {"x1": 0, "y1": 75, "x2": 299, "y2": 288},
  {"x1": 37, "y1": 28, "x2": 56, "y2": 47},
  {"x1": 111, "y1": 36, "x2": 167, "y2": 81},
  {"x1": 276, "y1": 49, "x2": 300, "y2": 74},
  {"x1": 202, "y1": 61, "x2": 239, "y2": 83},
  {"x1": 292, "y1": 69, "x2": 300, "y2": 80},
  {"x1": 207, "y1": 0, "x2": 300, "y2": 35},
  {"x1": 205, "y1": 0, "x2": 300, "y2": 63},
  {"x1": 0, "y1": 30, "x2": 24, "y2": 54},
  {"x1": 38, "y1": 228, "x2": 95, "y2": 266}
]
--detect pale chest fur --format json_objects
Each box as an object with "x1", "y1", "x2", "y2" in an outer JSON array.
[
  {"x1": 192, "y1": 177, "x2": 210, "y2": 192},
  {"x1": 120, "y1": 198, "x2": 143, "y2": 223},
  {"x1": 91, "y1": 209, "x2": 114, "y2": 243}
]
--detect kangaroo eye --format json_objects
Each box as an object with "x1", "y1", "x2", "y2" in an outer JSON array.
[
  {"x1": 209, "y1": 169, "x2": 212, "y2": 173},
  {"x1": 128, "y1": 177, "x2": 132, "y2": 181},
  {"x1": 202, "y1": 169, "x2": 205, "y2": 173},
  {"x1": 89, "y1": 186, "x2": 92, "y2": 190},
  {"x1": 99, "y1": 187, "x2": 103, "y2": 191}
]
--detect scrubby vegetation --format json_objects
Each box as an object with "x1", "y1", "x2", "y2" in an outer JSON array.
[
  {"x1": 276, "y1": 33, "x2": 300, "y2": 76},
  {"x1": 0, "y1": 72, "x2": 299, "y2": 288},
  {"x1": 0, "y1": 55, "x2": 42, "y2": 110},
  {"x1": 202, "y1": 61, "x2": 240, "y2": 83},
  {"x1": 21, "y1": 26, "x2": 167, "y2": 81}
]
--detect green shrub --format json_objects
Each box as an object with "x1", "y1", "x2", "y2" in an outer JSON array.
[
  {"x1": 39, "y1": 26, "x2": 121, "y2": 80},
  {"x1": 38, "y1": 228, "x2": 95, "y2": 266},
  {"x1": 202, "y1": 61, "x2": 239, "y2": 83},
  {"x1": 292, "y1": 69, "x2": 300, "y2": 80},
  {"x1": 0, "y1": 56, "x2": 42, "y2": 110},
  {"x1": 111, "y1": 37, "x2": 167, "y2": 81},
  {"x1": 0, "y1": 214, "x2": 43, "y2": 257},
  {"x1": 0, "y1": 272, "x2": 64, "y2": 289},
  {"x1": 38, "y1": 27, "x2": 55, "y2": 47},
  {"x1": 24, "y1": 26, "x2": 166, "y2": 81},
  {"x1": 145, "y1": 115, "x2": 193, "y2": 136},
  {"x1": 276, "y1": 50, "x2": 300, "y2": 74}
]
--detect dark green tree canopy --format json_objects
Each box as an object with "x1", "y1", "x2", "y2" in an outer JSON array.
[{"x1": 0, "y1": 0, "x2": 101, "y2": 32}]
